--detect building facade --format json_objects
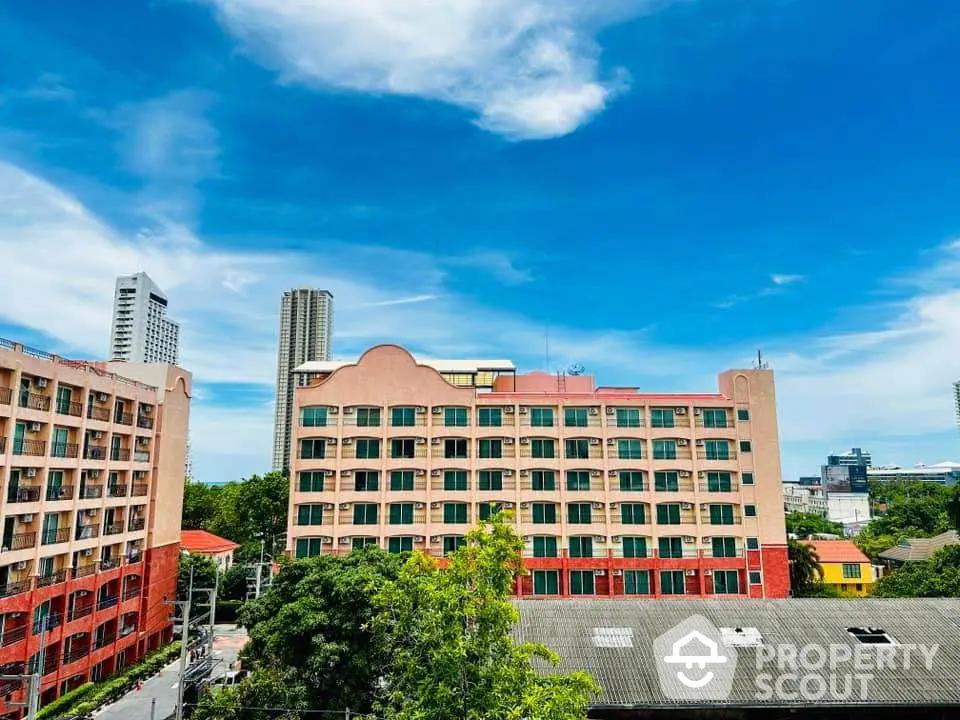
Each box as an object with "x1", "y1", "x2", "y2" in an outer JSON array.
[
  {"x1": 109, "y1": 272, "x2": 181, "y2": 365},
  {"x1": 272, "y1": 288, "x2": 334, "y2": 475},
  {"x1": 868, "y1": 463, "x2": 960, "y2": 486},
  {"x1": 803, "y1": 540, "x2": 875, "y2": 595},
  {"x1": 954, "y1": 380, "x2": 960, "y2": 430},
  {"x1": 287, "y1": 345, "x2": 789, "y2": 599},
  {"x1": 0, "y1": 337, "x2": 189, "y2": 712}
]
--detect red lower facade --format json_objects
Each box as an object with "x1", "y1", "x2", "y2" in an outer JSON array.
[{"x1": 0, "y1": 543, "x2": 179, "y2": 717}]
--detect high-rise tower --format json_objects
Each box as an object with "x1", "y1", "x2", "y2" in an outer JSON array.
[{"x1": 109, "y1": 272, "x2": 180, "y2": 365}]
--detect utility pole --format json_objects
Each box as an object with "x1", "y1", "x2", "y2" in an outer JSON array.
[
  {"x1": 24, "y1": 616, "x2": 48, "y2": 719},
  {"x1": 166, "y1": 564, "x2": 193, "y2": 720},
  {"x1": 1, "y1": 674, "x2": 38, "y2": 720}
]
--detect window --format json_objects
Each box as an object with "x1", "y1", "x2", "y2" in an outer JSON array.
[
  {"x1": 530, "y1": 408, "x2": 554, "y2": 427},
  {"x1": 617, "y1": 439, "x2": 643, "y2": 460},
  {"x1": 443, "y1": 536, "x2": 466, "y2": 556},
  {"x1": 388, "y1": 537, "x2": 413, "y2": 553},
  {"x1": 297, "y1": 505, "x2": 323, "y2": 525},
  {"x1": 533, "y1": 570, "x2": 559, "y2": 595},
  {"x1": 709, "y1": 504, "x2": 735, "y2": 525},
  {"x1": 569, "y1": 570, "x2": 595, "y2": 595},
  {"x1": 532, "y1": 503, "x2": 556, "y2": 524},
  {"x1": 746, "y1": 536, "x2": 759, "y2": 550},
  {"x1": 847, "y1": 627, "x2": 895, "y2": 644},
  {"x1": 298, "y1": 438, "x2": 326, "y2": 460},
  {"x1": 478, "y1": 503, "x2": 503, "y2": 521},
  {"x1": 533, "y1": 536, "x2": 558, "y2": 557},
  {"x1": 704, "y1": 439, "x2": 730, "y2": 460},
  {"x1": 565, "y1": 439, "x2": 589, "y2": 459},
  {"x1": 742, "y1": 472, "x2": 755, "y2": 485},
  {"x1": 389, "y1": 503, "x2": 414, "y2": 525},
  {"x1": 444, "y1": 407, "x2": 468, "y2": 427},
  {"x1": 298, "y1": 471, "x2": 325, "y2": 492},
  {"x1": 443, "y1": 503, "x2": 468, "y2": 524},
  {"x1": 566, "y1": 471, "x2": 590, "y2": 491},
  {"x1": 478, "y1": 438, "x2": 502, "y2": 458},
  {"x1": 616, "y1": 408, "x2": 641, "y2": 428},
  {"x1": 740, "y1": 440, "x2": 752, "y2": 453},
  {"x1": 356, "y1": 407, "x2": 381, "y2": 427},
  {"x1": 737, "y1": 408, "x2": 750, "y2": 421},
  {"x1": 444, "y1": 470, "x2": 468, "y2": 491},
  {"x1": 620, "y1": 503, "x2": 646, "y2": 524},
  {"x1": 624, "y1": 570, "x2": 650, "y2": 594},
  {"x1": 749, "y1": 571, "x2": 762, "y2": 584},
  {"x1": 564, "y1": 408, "x2": 588, "y2": 427},
  {"x1": 652, "y1": 439, "x2": 677, "y2": 460},
  {"x1": 352, "y1": 537, "x2": 378, "y2": 550},
  {"x1": 842, "y1": 563, "x2": 862, "y2": 579},
  {"x1": 355, "y1": 438, "x2": 380, "y2": 459},
  {"x1": 478, "y1": 407, "x2": 502, "y2": 427},
  {"x1": 712, "y1": 537, "x2": 737, "y2": 558},
  {"x1": 444, "y1": 439, "x2": 468, "y2": 459},
  {"x1": 478, "y1": 470, "x2": 503, "y2": 491},
  {"x1": 531, "y1": 470, "x2": 555, "y2": 491},
  {"x1": 295, "y1": 538, "x2": 323, "y2": 558},
  {"x1": 658, "y1": 537, "x2": 683, "y2": 558},
  {"x1": 300, "y1": 407, "x2": 327, "y2": 427},
  {"x1": 654, "y1": 471, "x2": 679, "y2": 492},
  {"x1": 701, "y1": 409, "x2": 727, "y2": 428},
  {"x1": 656, "y1": 504, "x2": 681, "y2": 525},
  {"x1": 569, "y1": 536, "x2": 593, "y2": 558},
  {"x1": 714, "y1": 570, "x2": 740, "y2": 595},
  {"x1": 706, "y1": 471, "x2": 732, "y2": 492},
  {"x1": 619, "y1": 471, "x2": 644, "y2": 491},
  {"x1": 391, "y1": 407, "x2": 416, "y2": 427},
  {"x1": 353, "y1": 503, "x2": 378, "y2": 525},
  {"x1": 390, "y1": 470, "x2": 414, "y2": 491},
  {"x1": 391, "y1": 439, "x2": 416, "y2": 459},
  {"x1": 651, "y1": 408, "x2": 675, "y2": 428},
  {"x1": 744, "y1": 504, "x2": 757, "y2": 517},
  {"x1": 531, "y1": 439, "x2": 555, "y2": 459},
  {"x1": 354, "y1": 471, "x2": 379, "y2": 492},
  {"x1": 622, "y1": 536, "x2": 647, "y2": 558},
  {"x1": 660, "y1": 570, "x2": 686, "y2": 595},
  {"x1": 567, "y1": 503, "x2": 592, "y2": 524}
]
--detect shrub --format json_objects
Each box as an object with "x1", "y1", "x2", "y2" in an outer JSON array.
[
  {"x1": 36, "y1": 683, "x2": 94, "y2": 719},
  {"x1": 215, "y1": 599, "x2": 243, "y2": 623}
]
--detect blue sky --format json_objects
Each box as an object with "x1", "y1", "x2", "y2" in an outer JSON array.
[{"x1": 1, "y1": 0, "x2": 958, "y2": 485}]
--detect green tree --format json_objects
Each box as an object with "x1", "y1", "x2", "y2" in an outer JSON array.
[
  {"x1": 373, "y1": 515, "x2": 598, "y2": 720},
  {"x1": 235, "y1": 472, "x2": 289, "y2": 555},
  {"x1": 178, "y1": 553, "x2": 218, "y2": 601},
  {"x1": 874, "y1": 545, "x2": 960, "y2": 597},
  {"x1": 220, "y1": 563, "x2": 249, "y2": 601},
  {"x1": 788, "y1": 539, "x2": 824, "y2": 596},
  {"x1": 183, "y1": 480, "x2": 221, "y2": 530},
  {"x1": 948, "y1": 485, "x2": 960, "y2": 533},
  {"x1": 192, "y1": 668, "x2": 310, "y2": 720},
  {"x1": 785, "y1": 512, "x2": 843, "y2": 538},
  {"x1": 868, "y1": 480, "x2": 952, "y2": 536}
]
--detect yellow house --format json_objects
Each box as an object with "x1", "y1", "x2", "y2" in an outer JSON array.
[{"x1": 805, "y1": 540, "x2": 874, "y2": 595}]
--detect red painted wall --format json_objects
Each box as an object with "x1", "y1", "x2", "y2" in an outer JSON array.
[{"x1": 760, "y1": 544, "x2": 790, "y2": 598}]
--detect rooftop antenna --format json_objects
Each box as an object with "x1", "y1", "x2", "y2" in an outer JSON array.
[{"x1": 755, "y1": 350, "x2": 769, "y2": 370}]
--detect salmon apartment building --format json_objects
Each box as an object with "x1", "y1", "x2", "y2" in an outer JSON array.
[{"x1": 287, "y1": 345, "x2": 789, "y2": 599}]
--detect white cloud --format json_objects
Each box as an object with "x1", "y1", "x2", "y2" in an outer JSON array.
[
  {"x1": 201, "y1": 0, "x2": 646, "y2": 139},
  {"x1": 770, "y1": 273, "x2": 805, "y2": 286}
]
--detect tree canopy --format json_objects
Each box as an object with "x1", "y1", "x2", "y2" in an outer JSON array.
[
  {"x1": 785, "y1": 512, "x2": 843, "y2": 538},
  {"x1": 788, "y1": 539, "x2": 824, "y2": 596},
  {"x1": 874, "y1": 545, "x2": 960, "y2": 598}
]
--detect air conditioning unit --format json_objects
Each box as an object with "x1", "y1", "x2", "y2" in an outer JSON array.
[
  {"x1": 416, "y1": 407, "x2": 426, "y2": 414},
  {"x1": 519, "y1": 438, "x2": 529, "y2": 445},
  {"x1": 609, "y1": 503, "x2": 619, "y2": 509},
  {"x1": 675, "y1": 407, "x2": 687, "y2": 415},
  {"x1": 325, "y1": 470, "x2": 335, "y2": 477},
  {"x1": 88, "y1": 470, "x2": 101, "y2": 479},
  {"x1": 701, "y1": 536, "x2": 712, "y2": 544},
  {"x1": 431, "y1": 438, "x2": 441, "y2": 445},
  {"x1": 591, "y1": 503, "x2": 603, "y2": 509},
  {"x1": 82, "y1": 549, "x2": 93, "y2": 557},
  {"x1": 696, "y1": 439, "x2": 704, "y2": 446},
  {"x1": 414, "y1": 536, "x2": 425, "y2": 543},
  {"x1": 589, "y1": 438, "x2": 600, "y2": 446},
  {"x1": 34, "y1": 378, "x2": 48, "y2": 389},
  {"x1": 415, "y1": 469, "x2": 426, "y2": 476},
  {"x1": 519, "y1": 407, "x2": 528, "y2": 414},
  {"x1": 324, "y1": 503, "x2": 335, "y2": 510},
  {"x1": 612, "y1": 569, "x2": 623, "y2": 576},
  {"x1": 328, "y1": 438, "x2": 339, "y2": 445},
  {"x1": 430, "y1": 536, "x2": 442, "y2": 543},
  {"x1": 431, "y1": 502, "x2": 441, "y2": 509},
  {"x1": 683, "y1": 536, "x2": 695, "y2": 543},
  {"x1": 698, "y1": 472, "x2": 706, "y2": 479},
  {"x1": 700, "y1": 504, "x2": 709, "y2": 511},
  {"x1": 503, "y1": 470, "x2": 514, "y2": 477},
  {"x1": 693, "y1": 409, "x2": 702, "y2": 416},
  {"x1": 681, "y1": 503, "x2": 693, "y2": 510},
  {"x1": 432, "y1": 407, "x2": 442, "y2": 414},
  {"x1": 679, "y1": 471, "x2": 691, "y2": 477},
  {"x1": 503, "y1": 502, "x2": 514, "y2": 509},
  {"x1": 504, "y1": 407, "x2": 515, "y2": 414},
  {"x1": 589, "y1": 408, "x2": 599, "y2": 416},
  {"x1": 328, "y1": 407, "x2": 339, "y2": 415},
  {"x1": 591, "y1": 470, "x2": 601, "y2": 477},
  {"x1": 142, "y1": 406, "x2": 152, "y2": 414},
  {"x1": 339, "y1": 503, "x2": 350, "y2": 510},
  {"x1": 339, "y1": 537, "x2": 350, "y2": 545},
  {"x1": 25, "y1": 468, "x2": 37, "y2": 479},
  {"x1": 519, "y1": 470, "x2": 529, "y2": 477},
  {"x1": 503, "y1": 437, "x2": 514, "y2": 445},
  {"x1": 608, "y1": 469, "x2": 618, "y2": 476},
  {"x1": 415, "y1": 502, "x2": 425, "y2": 509},
  {"x1": 85, "y1": 509, "x2": 97, "y2": 517},
  {"x1": 703, "y1": 569, "x2": 713, "y2": 576},
  {"x1": 20, "y1": 514, "x2": 34, "y2": 524},
  {"x1": 677, "y1": 439, "x2": 688, "y2": 446},
  {"x1": 15, "y1": 561, "x2": 28, "y2": 570},
  {"x1": 96, "y1": 393, "x2": 108, "y2": 402},
  {"x1": 343, "y1": 408, "x2": 354, "y2": 414},
  {"x1": 341, "y1": 438, "x2": 353, "y2": 445},
  {"x1": 685, "y1": 569, "x2": 696, "y2": 577},
  {"x1": 93, "y1": 431, "x2": 104, "y2": 440},
  {"x1": 612, "y1": 536, "x2": 622, "y2": 542},
  {"x1": 322, "y1": 537, "x2": 333, "y2": 544},
  {"x1": 607, "y1": 438, "x2": 616, "y2": 445},
  {"x1": 594, "y1": 569, "x2": 606, "y2": 576},
  {"x1": 520, "y1": 502, "x2": 530, "y2": 509},
  {"x1": 431, "y1": 469, "x2": 441, "y2": 476},
  {"x1": 606, "y1": 407, "x2": 616, "y2": 415},
  {"x1": 27, "y1": 422, "x2": 41, "y2": 433},
  {"x1": 341, "y1": 470, "x2": 353, "y2": 477},
  {"x1": 416, "y1": 438, "x2": 426, "y2": 444}
]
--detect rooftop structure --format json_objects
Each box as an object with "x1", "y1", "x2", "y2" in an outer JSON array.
[
  {"x1": 181, "y1": 529, "x2": 240, "y2": 572},
  {"x1": 868, "y1": 462, "x2": 960, "y2": 486},
  {"x1": 879, "y1": 530, "x2": 960, "y2": 565}
]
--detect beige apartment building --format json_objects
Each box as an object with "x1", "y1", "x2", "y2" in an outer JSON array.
[{"x1": 287, "y1": 345, "x2": 789, "y2": 599}]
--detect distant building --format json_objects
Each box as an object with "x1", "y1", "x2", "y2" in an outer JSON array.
[
  {"x1": 109, "y1": 272, "x2": 181, "y2": 364},
  {"x1": 827, "y1": 447, "x2": 872, "y2": 467},
  {"x1": 954, "y1": 380, "x2": 960, "y2": 429},
  {"x1": 181, "y1": 530, "x2": 240, "y2": 572},
  {"x1": 782, "y1": 484, "x2": 827, "y2": 516},
  {"x1": 803, "y1": 539, "x2": 875, "y2": 595},
  {"x1": 878, "y1": 530, "x2": 959, "y2": 568},
  {"x1": 868, "y1": 462, "x2": 960, "y2": 486}
]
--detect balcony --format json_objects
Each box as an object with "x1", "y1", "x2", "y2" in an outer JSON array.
[
  {"x1": 0, "y1": 579, "x2": 31, "y2": 599},
  {"x1": 32, "y1": 613, "x2": 63, "y2": 634},
  {"x1": 0, "y1": 625, "x2": 27, "y2": 647},
  {"x1": 121, "y1": 587, "x2": 141, "y2": 602},
  {"x1": 37, "y1": 569, "x2": 68, "y2": 588},
  {"x1": 128, "y1": 518, "x2": 145, "y2": 532},
  {"x1": 108, "y1": 484, "x2": 129, "y2": 497},
  {"x1": 51, "y1": 443, "x2": 79, "y2": 459},
  {"x1": 83, "y1": 445, "x2": 107, "y2": 460},
  {"x1": 119, "y1": 623, "x2": 137, "y2": 638},
  {"x1": 7, "y1": 532, "x2": 37, "y2": 550},
  {"x1": 104, "y1": 523, "x2": 124, "y2": 536},
  {"x1": 0, "y1": 386, "x2": 11, "y2": 405},
  {"x1": 73, "y1": 563, "x2": 97, "y2": 579},
  {"x1": 100, "y1": 557, "x2": 120, "y2": 570},
  {"x1": 18, "y1": 391, "x2": 50, "y2": 412},
  {"x1": 68, "y1": 603, "x2": 94, "y2": 622},
  {"x1": 46, "y1": 485, "x2": 74, "y2": 501},
  {"x1": 80, "y1": 484, "x2": 103, "y2": 499},
  {"x1": 93, "y1": 632, "x2": 116, "y2": 649},
  {"x1": 62, "y1": 644, "x2": 91, "y2": 666},
  {"x1": 131, "y1": 483, "x2": 149, "y2": 496},
  {"x1": 114, "y1": 411, "x2": 133, "y2": 426},
  {"x1": 87, "y1": 405, "x2": 110, "y2": 422},
  {"x1": 696, "y1": 449, "x2": 738, "y2": 461},
  {"x1": 75, "y1": 524, "x2": 99, "y2": 540},
  {"x1": 137, "y1": 416, "x2": 154, "y2": 430},
  {"x1": 56, "y1": 400, "x2": 83, "y2": 418},
  {"x1": 8, "y1": 485, "x2": 41, "y2": 502},
  {"x1": 698, "y1": 480, "x2": 740, "y2": 492},
  {"x1": 42, "y1": 527, "x2": 72, "y2": 546},
  {"x1": 133, "y1": 450, "x2": 150, "y2": 463},
  {"x1": 12, "y1": 438, "x2": 45, "y2": 456},
  {"x1": 97, "y1": 594, "x2": 119, "y2": 609},
  {"x1": 110, "y1": 448, "x2": 131, "y2": 462}
]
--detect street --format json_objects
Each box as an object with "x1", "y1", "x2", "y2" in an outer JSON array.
[{"x1": 94, "y1": 625, "x2": 248, "y2": 720}]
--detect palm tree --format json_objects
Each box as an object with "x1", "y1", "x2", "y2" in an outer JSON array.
[{"x1": 788, "y1": 540, "x2": 824, "y2": 595}]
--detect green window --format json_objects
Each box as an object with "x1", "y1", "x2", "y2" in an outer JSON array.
[
  {"x1": 532, "y1": 570, "x2": 559, "y2": 595},
  {"x1": 737, "y1": 408, "x2": 750, "y2": 421},
  {"x1": 714, "y1": 570, "x2": 740, "y2": 595},
  {"x1": 391, "y1": 407, "x2": 416, "y2": 427},
  {"x1": 569, "y1": 536, "x2": 593, "y2": 558},
  {"x1": 353, "y1": 503, "x2": 378, "y2": 525},
  {"x1": 55, "y1": 386, "x2": 72, "y2": 415},
  {"x1": 354, "y1": 471, "x2": 379, "y2": 492},
  {"x1": 298, "y1": 438, "x2": 326, "y2": 460},
  {"x1": 531, "y1": 470, "x2": 555, "y2": 491},
  {"x1": 478, "y1": 470, "x2": 502, "y2": 491},
  {"x1": 660, "y1": 570, "x2": 686, "y2": 595},
  {"x1": 617, "y1": 439, "x2": 643, "y2": 460},
  {"x1": 567, "y1": 503, "x2": 592, "y2": 524},
  {"x1": 842, "y1": 563, "x2": 862, "y2": 579},
  {"x1": 444, "y1": 439, "x2": 468, "y2": 458},
  {"x1": 740, "y1": 440, "x2": 752, "y2": 453},
  {"x1": 354, "y1": 438, "x2": 380, "y2": 459},
  {"x1": 296, "y1": 505, "x2": 323, "y2": 525},
  {"x1": 443, "y1": 536, "x2": 466, "y2": 556},
  {"x1": 295, "y1": 538, "x2": 323, "y2": 558},
  {"x1": 391, "y1": 439, "x2": 416, "y2": 458},
  {"x1": 704, "y1": 440, "x2": 730, "y2": 460},
  {"x1": 390, "y1": 470, "x2": 414, "y2": 491},
  {"x1": 712, "y1": 537, "x2": 737, "y2": 558},
  {"x1": 656, "y1": 504, "x2": 681, "y2": 525},
  {"x1": 709, "y1": 504, "x2": 735, "y2": 525},
  {"x1": 624, "y1": 570, "x2": 650, "y2": 595},
  {"x1": 388, "y1": 537, "x2": 413, "y2": 554},
  {"x1": 620, "y1": 503, "x2": 646, "y2": 524},
  {"x1": 616, "y1": 408, "x2": 642, "y2": 428},
  {"x1": 622, "y1": 536, "x2": 647, "y2": 558},
  {"x1": 744, "y1": 504, "x2": 757, "y2": 517},
  {"x1": 742, "y1": 472, "x2": 755, "y2": 485},
  {"x1": 658, "y1": 537, "x2": 683, "y2": 558},
  {"x1": 300, "y1": 407, "x2": 327, "y2": 427},
  {"x1": 749, "y1": 570, "x2": 762, "y2": 584},
  {"x1": 619, "y1": 471, "x2": 644, "y2": 491},
  {"x1": 569, "y1": 570, "x2": 594, "y2": 595},
  {"x1": 478, "y1": 438, "x2": 502, "y2": 458},
  {"x1": 654, "y1": 471, "x2": 679, "y2": 492},
  {"x1": 478, "y1": 503, "x2": 502, "y2": 521},
  {"x1": 478, "y1": 407, "x2": 502, "y2": 427},
  {"x1": 352, "y1": 537, "x2": 378, "y2": 550},
  {"x1": 746, "y1": 537, "x2": 759, "y2": 550},
  {"x1": 564, "y1": 439, "x2": 589, "y2": 459},
  {"x1": 389, "y1": 503, "x2": 414, "y2": 525},
  {"x1": 532, "y1": 503, "x2": 556, "y2": 524},
  {"x1": 531, "y1": 439, "x2": 555, "y2": 459},
  {"x1": 444, "y1": 470, "x2": 468, "y2": 491},
  {"x1": 444, "y1": 407, "x2": 468, "y2": 427},
  {"x1": 701, "y1": 409, "x2": 727, "y2": 428},
  {"x1": 651, "y1": 408, "x2": 675, "y2": 428},
  {"x1": 564, "y1": 408, "x2": 588, "y2": 427},
  {"x1": 530, "y1": 408, "x2": 554, "y2": 427},
  {"x1": 443, "y1": 503, "x2": 468, "y2": 524},
  {"x1": 566, "y1": 471, "x2": 590, "y2": 491},
  {"x1": 706, "y1": 471, "x2": 732, "y2": 492},
  {"x1": 298, "y1": 471, "x2": 325, "y2": 492},
  {"x1": 652, "y1": 439, "x2": 677, "y2": 460},
  {"x1": 532, "y1": 536, "x2": 558, "y2": 558},
  {"x1": 356, "y1": 407, "x2": 381, "y2": 427}
]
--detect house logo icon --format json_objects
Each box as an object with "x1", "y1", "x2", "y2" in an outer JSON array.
[{"x1": 653, "y1": 615, "x2": 737, "y2": 700}]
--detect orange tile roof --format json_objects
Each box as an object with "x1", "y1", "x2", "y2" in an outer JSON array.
[
  {"x1": 181, "y1": 529, "x2": 240, "y2": 554},
  {"x1": 803, "y1": 539, "x2": 870, "y2": 564}
]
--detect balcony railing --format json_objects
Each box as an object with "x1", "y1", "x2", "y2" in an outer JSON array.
[
  {"x1": 73, "y1": 563, "x2": 97, "y2": 579},
  {"x1": 12, "y1": 438, "x2": 45, "y2": 456},
  {"x1": 37, "y1": 569, "x2": 68, "y2": 588},
  {"x1": 46, "y1": 485, "x2": 74, "y2": 501},
  {"x1": 75, "y1": 524, "x2": 99, "y2": 540},
  {"x1": 134, "y1": 451, "x2": 150, "y2": 463},
  {"x1": 0, "y1": 580, "x2": 31, "y2": 599},
  {"x1": 18, "y1": 391, "x2": 50, "y2": 412},
  {"x1": 7, "y1": 532, "x2": 37, "y2": 550},
  {"x1": 128, "y1": 518, "x2": 145, "y2": 532},
  {"x1": 32, "y1": 613, "x2": 63, "y2": 634},
  {"x1": 100, "y1": 557, "x2": 120, "y2": 569},
  {"x1": 0, "y1": 437, "x2": 4, "y2": 453},
  {"x1": 83, "y1": 445, "x2": 107, "y2": 460},
  {"x1": 62, "y1": 645, "x2": 91, "y2": 666},
  {"x1": 108, "y1": 484, "x2": 129, "y2": 497},
  {"x1": 122, "y1": 587, "x2": 141, "y2": 602},
  {"x1": 698, "y1": 481, "x2": 741, "y2": 492},
  {"x1": 114, "y1": 411, "x2": 133, "y2": 425},
  {"x1": 137, "y1": 416, "x2": 154, "y2": 429},
  {"x1": 97, "y1": 594, "x2": 119, "y2": 609},
  {"x1": 93, "y1": 632, "x2": 116, "y2": 649},
  {"x1": 104, "y1": 523, "x2": 124, "y2": 536},
  {"x1": 0, "y1": 626, "x2": 26, "y2": 647},
  {"x1": 56, "y1": 400, "x2": 83, "y2": 417},
  {"x1": 127, "y1": 551, "x2": 142, "y2": 564},
  {"x1": 696, "y1": 449, "x2": 738, "y2": 461},
  {"x1": 80, "y1": 484, "x2": 103, "y2": 499},
  {"x1": 8, "y1": 485, "x2": 41, "y2": 503},
  {"x1": 42, "y1": 527, "x2": 72, "y2": 546},
  {"x1": 68, "y1": 603, "x2": 94, "y2": 622},
  {"x1": 0, "y1": 386, "x2": 11, "y2": 405},
  {"x1": 119, "y1": 623, "x2": 137, "y2": 638},
  {"x1": 131, "y1": 483, "x2": 149, "y2": 496},
  {"x1": 51, "y1": 442, "x2": 79, "y2": 459},
  {"x1": 87, "y1": 405, "x2": 111, "y2": 422},
  {"x1": 110, "y1": 448, "x2": 131, "y2": 462}
]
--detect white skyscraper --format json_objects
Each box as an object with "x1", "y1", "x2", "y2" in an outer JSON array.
[
  {"x1": 110, "y1": 272, "x2": 181, "y2": 364},
  {"x1": 273, "y1": 288, "x2": 333, "y2": 473},
  {"x1": 954, "y1": 380, "x2": 960, "y2": 429}
]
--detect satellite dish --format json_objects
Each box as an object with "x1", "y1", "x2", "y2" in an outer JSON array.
[{"x1": 567, "y1": 364, "x2": 585, "y2": 376}]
